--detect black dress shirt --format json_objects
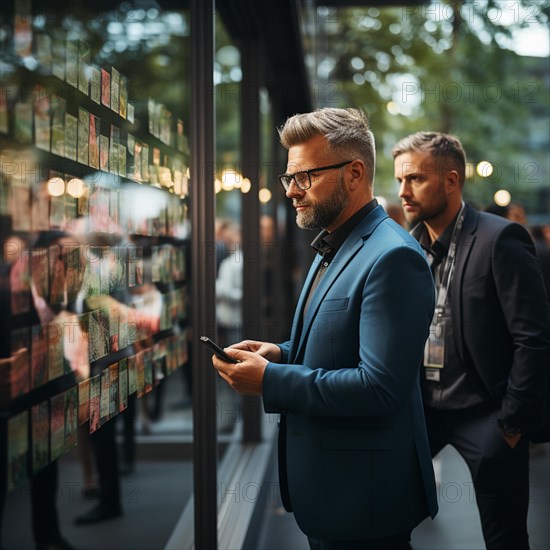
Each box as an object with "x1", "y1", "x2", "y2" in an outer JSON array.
[
  {"x1": 304, "y1": 199, "x2": 378, "y2": 317},
  {"x1": 414, "y1": 217, "x2": 484, "y2": 410}
]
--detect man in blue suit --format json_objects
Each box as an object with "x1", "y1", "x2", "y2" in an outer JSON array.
[
  {"x1": 393, "y1": 132, "x2": 550, "y2": 549},
  {"x1": 212, "y1": 108, "x2": 438, "y2": 549}
]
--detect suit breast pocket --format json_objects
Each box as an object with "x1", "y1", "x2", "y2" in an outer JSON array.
[{"x1": 318, "y1": 297, "x2": 349, "y2": 312}]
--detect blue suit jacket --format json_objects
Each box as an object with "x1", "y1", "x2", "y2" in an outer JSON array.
[{"x1": 263, "y1": 205, "x2": 438, "y2": 540}]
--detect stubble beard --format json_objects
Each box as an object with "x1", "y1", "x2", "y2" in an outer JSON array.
[
  {"x1": 296, "y1": 176, "x2": 349, "y2": 230},
  {"x1": 404, "y1": 188, "x2": 448, "y2": 226}
]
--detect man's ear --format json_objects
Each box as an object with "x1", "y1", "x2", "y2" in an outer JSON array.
[
  {"x1": 445, "y1": 169, "x2": 460, "y2": 194},
  {"x1": 348, "y1": 159, "x2": 365, "y2": 190}
]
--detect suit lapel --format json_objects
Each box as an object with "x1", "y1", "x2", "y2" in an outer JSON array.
[
  {"x1": 288, "y1": 254, "x2": 322, "y2": 362},
  {"x1": 292, "y1": 206, "x2": 387, "y2": 361},
  {"x1": 451, "y1": 204, "x2": 479, "y2": 363}
]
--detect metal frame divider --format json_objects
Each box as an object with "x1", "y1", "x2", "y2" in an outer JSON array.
[
  {"x1": 190, "y1": 0, "x2": 218, "y2": 548},
  {"x1": 240, "y1": 38, "x2": 263, "y2": 444}
]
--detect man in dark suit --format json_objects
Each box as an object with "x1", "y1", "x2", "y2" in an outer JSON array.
[
  {"x1": 212, "y1": 108, "x2": 438, "y2": 549},
  {"x1": 393, "y1": 132, "x2": 550, "y2": 550}
]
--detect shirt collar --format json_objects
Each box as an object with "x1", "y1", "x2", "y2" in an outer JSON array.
[
  {"x1": 311, "y1": 199, "x2": 378, "y2": 258},
  {"x1": 415, "y1": 209, "x2": 460, "y2": 265}
]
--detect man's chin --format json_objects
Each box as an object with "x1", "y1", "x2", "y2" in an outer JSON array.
[
  {"x1": 404, "y1": 213, "x2": 421, "y2": 225},
  {"x1": 296, "y1": 215, "x2": 317, "y2": 230}
]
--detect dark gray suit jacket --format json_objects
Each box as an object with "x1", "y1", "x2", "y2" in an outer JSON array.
[{"x1": 417, "y1": 204, "x2": 550, "y2": 434}]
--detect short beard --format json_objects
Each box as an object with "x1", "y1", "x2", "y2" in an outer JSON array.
[
  {"x1": 405, "y1": 190, "x2": 448, "y2": 226},
  {"x1": 296, "y1": 175, "x2": 349, "y2": 230}
]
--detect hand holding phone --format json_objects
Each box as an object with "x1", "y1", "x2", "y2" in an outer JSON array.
[{"x1": 200, "y1": 336, "x2": 240, "y2": 364}]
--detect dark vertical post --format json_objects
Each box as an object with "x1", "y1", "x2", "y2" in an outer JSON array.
[
  {"x1": 190, "y1": 1, "x2": 217, "y2": 548},
  {"x1": 240, "y1": 39, "x2": 262, "y2": 443},
  {"x1": 270, "y1": 107, "x2": 292, "y2": 342}
]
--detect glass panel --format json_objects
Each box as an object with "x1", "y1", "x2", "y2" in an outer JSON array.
[
  {"x1": 258, "y1": 87, "x2": 281, "y2": 341},
  {"x1": 0, "y1": 1, "x2": 192, "y2": 547},
  {"x1": 214, "y1": 14, "x2": 242, "y2": 439}
]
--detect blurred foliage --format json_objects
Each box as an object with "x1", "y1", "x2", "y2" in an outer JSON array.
[
  {"x1": 15, "y1": 0, "x2": 548, "y2": 217},
  {"x1": 311, "y1": 0, "x2": 549, "y2": 215}
]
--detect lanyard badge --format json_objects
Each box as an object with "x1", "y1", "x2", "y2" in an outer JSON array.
[
  {"x1": 424, "y1": 305, "x2": 446, "y2": 379},
  {"x1": 423, "y1": 204, "x2": 465, "y2": 382}
]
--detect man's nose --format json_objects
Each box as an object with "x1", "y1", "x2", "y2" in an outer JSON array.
[
  {"x1": 285, "y1": 179, "x2": 305, "y2": 199},
  {"x1": 398, "y1": 181, "x2": 409, "y2": 199}
]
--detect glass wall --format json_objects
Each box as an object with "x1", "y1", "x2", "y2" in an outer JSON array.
[
  {"x1": 1, "y1": 0, "x2": 192, "y2": 547},
  {"x1": 213, "y1": 14, "x2": 242, "y2": 438}
]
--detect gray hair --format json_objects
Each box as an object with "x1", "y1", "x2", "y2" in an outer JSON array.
[
  {"x1": 278, "y1": 108, "x2": 376, "y2": 184},
  {"x1": 392, "y1": 132, "x2": 466, "y2": 185}
]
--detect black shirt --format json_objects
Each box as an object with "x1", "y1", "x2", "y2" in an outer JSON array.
[
  {"x1": 412, "y1": 216, "x2": 484, "y2": 410},
  {"x1": 311, "y1": 199, "x2": 379, "y2": 257},
  {"x1": 304, "y1": 199, "x2": 378, "y2": 316}
]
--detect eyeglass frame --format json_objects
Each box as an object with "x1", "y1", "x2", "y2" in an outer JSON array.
[{"x1": 278, "y1": 160, "x2": 353, "y2": 191}]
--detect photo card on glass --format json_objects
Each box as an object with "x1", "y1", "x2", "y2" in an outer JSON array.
[
  {"x1": 110, "y1": 67, "x2": 120, "y2": 114},
  {"x1": 47, "y1": 319, "x2": 64, "y2": 381},
  {"x1": 77, "y1": 107, "x2": 89, "y2": 165},
  {"x1": 78, "y1": 378, "x2": 90, "y2": 425},
  {"x1": 99, "y1": 134, "x2": 109, "y2": 172},
  {"x1": 89, "y1": 114, "x2": 100, "y2": 169},
  {"x1": 31, "y1": 324, "x2": 48, "y2": 390},
  {"x1": 65, "y1": 37, "x2": 78, "y2": 88},
  {"x1": 34, "y1": 86, "x2": 51, "y2": 151},
  {"x1": 64, "y1": 113, "x2": 77, "y2": 161},
  {"x1": 89, "y1": 373, "x2": 101, "y2": 433},
  {"x1": 119, "y1": 74, "x2": 127, "y2": 119},
  {"x1": 50, "y1": 95, "x2": 66, "y2": 157},
  {"x1": 77, "y1": 40, "x2": 90, "y2": 95},
  {"x1": 109, "y1": 363, "x2": 119, "y2": 419},
  {"x1": 118, "y1": 358, "x2": 128, "y2": 412},
  {"x1": 51, "y1": 31, "x2": 65, "y2": 80},
  {"x1": 90, "y1": 66, "x2": 101, "y2": 104},
  {"x1": 100, "y1": 367, "x2": 110, "y2": 426},
  {"x1": 101, "y1": 68, "x2": 110, "y2": 107}
]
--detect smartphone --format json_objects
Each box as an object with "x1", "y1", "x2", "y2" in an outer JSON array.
[{"x1": 200, "y1": 336, "x2": 240, "y2": 363}]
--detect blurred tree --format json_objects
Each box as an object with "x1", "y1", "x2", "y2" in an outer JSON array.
[{"x1": 313, "y1": 0, "x2": 549, "y2": 214}]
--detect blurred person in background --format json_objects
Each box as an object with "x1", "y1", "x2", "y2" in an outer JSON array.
[
  {"x1": 216, "y1": 221, "x2": 243, "y2": 346},
  {"x1": 485, "y1": 201, "x2": 550, "y2": 313},
  {"x1": 484, "y1": 203, "x2": 509, "y2": 218},
  {"x1": 531, "y1": 222, "x2": 550, "y2": 343},
  {"x1": 506, "y1": 202, "x2": 528, "y2": 226},
  {"x1": 384, "y1": 202, "x2": 407, "y2": 228},
  {"x1": 214, "y1": 218, "x2": 234, "y2": 273}
]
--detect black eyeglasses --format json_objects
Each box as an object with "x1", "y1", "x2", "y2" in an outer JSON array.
[{"x1": 278, "y1": 160, "x2": 353, "y2": 191}]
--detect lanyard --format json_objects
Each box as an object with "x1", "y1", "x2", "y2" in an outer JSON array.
[{"x1": 434, "y1": 203, "x2": 465, "y2": 315}]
